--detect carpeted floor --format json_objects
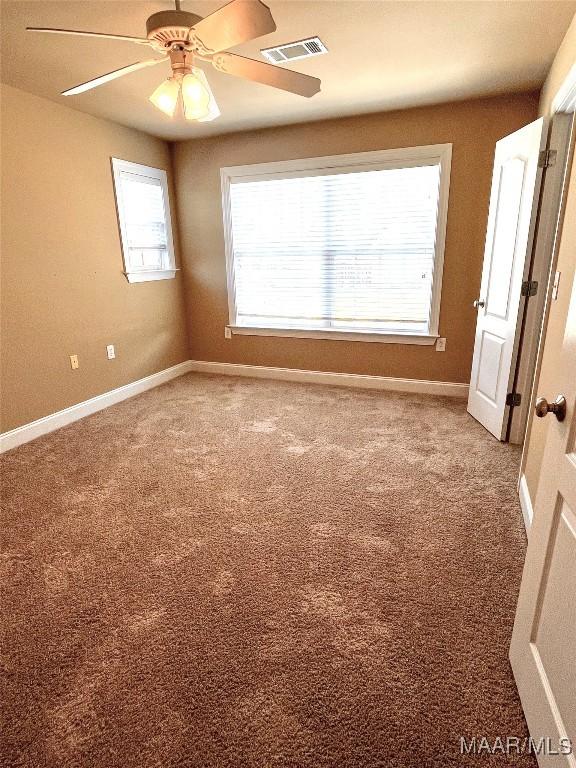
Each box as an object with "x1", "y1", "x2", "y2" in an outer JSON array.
[{"x1": 1, "y1": 374, "x2": 536, "y2": 768}]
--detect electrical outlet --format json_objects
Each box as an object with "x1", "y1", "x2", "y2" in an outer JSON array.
[
  {"x1": 106, "y1": 344, "x2": 116, "y2": 360},
  {"x1": 435, "y1": 337, "x2": 446, "y2": 352},
  {"x1": 70, "y1": 354, "x2": 79, "y2": 370},
  {"x1": 224, "y1": 327, "x2": 232, "y2": 339}
]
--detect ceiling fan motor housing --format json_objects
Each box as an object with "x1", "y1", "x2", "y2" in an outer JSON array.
[{"x1": 145, "y1": 10, "x2": 202, "y2": 50}]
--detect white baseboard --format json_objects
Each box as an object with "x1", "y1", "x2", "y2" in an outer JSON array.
[
  {"x1": 0, "y1": 360, "x2": 193, "y2": 454},
  {"x1": 518, "y1": 474, "x2": 534, "y2": 534},
  {"x1": 1, "y1": 359, "x2": 469, "y2": 454},
  {"x1": 188, "y1": 360, "x2": 469, "y2": 398}
]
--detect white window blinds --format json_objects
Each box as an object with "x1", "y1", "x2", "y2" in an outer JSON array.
[
  {"x1": 111, "y1": 159, "x2": 176, "y2": 283},
  {"x1": 226, "y1": 151, "x2": 449, "y2": 338},
  {"x1": 118, "y1": 173, "x2": 168, "y2": 270}
]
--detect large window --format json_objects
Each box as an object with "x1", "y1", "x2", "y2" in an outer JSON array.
[
  {"x1": 221, "y1": 145, "x2": 451, "y2": 344},
  {"x1": 111, "y1": 158, "x2": 176, "y2": 283}
]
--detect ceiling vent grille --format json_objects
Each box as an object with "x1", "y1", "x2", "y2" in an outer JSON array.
[{"x1": 261, "y1": 37, "x2": 328, "y2": 64}]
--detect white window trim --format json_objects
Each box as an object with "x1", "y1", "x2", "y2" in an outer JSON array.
[
  {"x1": 111, "y1": 158, "x2": 177, "y2": 283},
  {"x1": 220, "y1": 143, "x2": 452, "y2": 344}
]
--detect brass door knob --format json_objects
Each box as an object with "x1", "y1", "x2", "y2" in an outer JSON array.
[
  {"x1": 473, "y1": 299, "x2": 485, "y2": 308},
  {"x1": 535, "y1": 395, "x2": 567, "y2": 422}
]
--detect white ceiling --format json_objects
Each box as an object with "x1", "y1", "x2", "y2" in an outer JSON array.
[{"x1": 2, "y1": 1, "x2": 575, "y2": 141}]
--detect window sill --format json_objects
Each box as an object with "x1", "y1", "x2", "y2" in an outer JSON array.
[
  {"x1": 227, "y1": 326, "x2": 438, "y2": 345},
  {"x1": 123, "y1": 269, "x2": 178, "y2": 283}
]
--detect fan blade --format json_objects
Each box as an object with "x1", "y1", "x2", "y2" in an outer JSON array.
[
  {"x1": 212, "y1": 53, "x2": 321, "y2": 97},
  {"x1": 189, "y1": 0, "x2": 276, "y2": 55},
  {"x1": 62, "y1": 58, "x2": 166, "y2": 96},
  {"x1": 27, "y1": 27, "x2": 151, "y2": 44}
]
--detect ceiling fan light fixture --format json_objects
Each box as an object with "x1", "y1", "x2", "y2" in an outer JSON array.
[
  {"x1": 181, "y1": 70, "x2": 211, "y2": 120},
  {"x1": 29, "y1": 0, "x2": 321, "y2": 122},
  {"x1": 149, "y1": 77, "x2": 180, "y2": 117}
]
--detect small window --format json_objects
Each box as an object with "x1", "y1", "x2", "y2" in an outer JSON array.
[
  {"x1": 221, "y1": 145, "x2": 452, "y2": 344},
  {"x1": 111, "y1": 158, "x2": 176, "y2": 283}
]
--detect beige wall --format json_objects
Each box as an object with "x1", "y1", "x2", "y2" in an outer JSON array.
[
  {"x1": 173, "y1": 93, "x2": 538, "y2": 383},
  {"x1": 1, "y1": 85, "x2": 189, "y2": 432},
  {"x1": 523, "y1": 12, "x2": 576, "y2": 503},
  {"x1": 0, "y1": 86, "x2": 546, "y2": 434}
]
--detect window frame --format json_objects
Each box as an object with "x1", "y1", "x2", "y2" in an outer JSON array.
[
  {"x1": 220, "y1": 143, "x2": 452, "y2": 345},
  {"x1": 111, "y1": 158, "x2": 177, "y2": 284}
]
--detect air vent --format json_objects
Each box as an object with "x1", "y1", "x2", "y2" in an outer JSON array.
[{"x1": 261, "y1": 37, "x2": 328, "y2": 64}]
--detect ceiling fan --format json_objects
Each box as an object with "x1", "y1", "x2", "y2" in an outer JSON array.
[{"x1": 27, "y1": 0, "x2": 321, "y2": 122}]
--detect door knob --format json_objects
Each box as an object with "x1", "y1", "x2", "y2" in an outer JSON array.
[
  {"x1": 473, "y1": 299, "x2": 485, "y2": 308},
  {"x1": 535, "y1": 395, "x2": 567, "y2": 422}
]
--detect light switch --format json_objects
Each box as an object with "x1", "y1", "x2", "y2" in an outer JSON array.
[{"x1": 106, "y1": 344, "x2": 116, "y2": 360}]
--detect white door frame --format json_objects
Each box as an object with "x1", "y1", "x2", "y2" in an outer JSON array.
[
  {"x1": 509, "y1": 114, "x2": 574, "y2": 444},
  {"x1": 518, "y1": 64, "x2": 576, "y2": 529},
  {"x1": 553, "y1": 63, "x2": 576, "y2": 114}
]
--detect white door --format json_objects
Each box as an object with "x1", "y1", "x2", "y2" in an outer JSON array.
[
  {"x1": 510, "y1": 269, "x2": 576, "y2": 765},
  {"x1": 468, "y1": 118, "x2": 548, "y2": 440}
]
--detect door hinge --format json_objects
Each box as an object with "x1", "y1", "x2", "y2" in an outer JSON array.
[
  {"x1": 521, "y1": 280, "x2": 538, "y2": 297},
  {"x1": 506, "y1": 392, "x2": 522, "y2": 407},
  {"x1": 538, "y1": 149, "x2": 557, "y2": 168}
]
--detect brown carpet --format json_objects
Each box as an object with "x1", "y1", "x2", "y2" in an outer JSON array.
[{"x1": 1, "y1": 374, "x2": 535, "y2": 768}]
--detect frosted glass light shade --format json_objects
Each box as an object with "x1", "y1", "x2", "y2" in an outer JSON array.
[
  {"x1": 181, "y1": 71, "x2": 210, "y2": 120},
  {"x1": 149, "y1": 78, "x2": 180, "y2": 117},
  {"x1": 149, "y1": 68, "x2": 220, "y2": 122},
  {"x1": 192, "y1": 67, "x2": 220, "y2": 122},
  {"x1": 198, "y1": 101, "x2": 221, "y2": 122}
]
